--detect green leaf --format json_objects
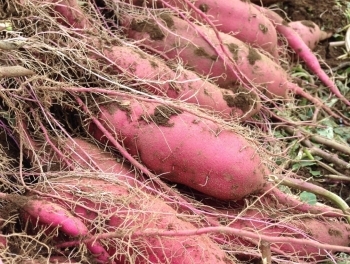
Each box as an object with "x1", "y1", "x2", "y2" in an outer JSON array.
[
  {"x1": 299, "y1": 191, "x2": 317, "y2": 205},
  {"x1": 292, "y1": 161, "x2": 316, "y2": 171},
  {"x1": 308, "y1": 169, "x2": 321, "y2": 177},
  {"x1": 316, "y1": 126, "x2": 334, "y2": 139}
]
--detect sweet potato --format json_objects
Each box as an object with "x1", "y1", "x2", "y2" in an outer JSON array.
[
  {"x1": 224, "y1": 209, "x2": 350, "y2": 261},
  {"x1": 288, "y1": 20, "x2": 332, "y2": 50},
  {"x1": 87, "y1": 95, "x2": 345, "y2": 217},
  {"x1": 128, "y1": 0, "x2": 279, "y2": 58},
  {"x1": 51, "y1": 0, "x2": 91, "y2": 29},
  {"x1": 30, "y1": 176, "x2": 231, "y2": 264},
  {"x1": 89, "y1": 95, "x2": 268, "y2": 201},
  {"x1": 101, "y1": 45, "x2": 261, "y2": 120},
  {"x1": 122, "y1": 12, "x2": 306, "y2": 98},
  {"x1": 14, "y1": 195, "x2": 111, "y2": 263}
]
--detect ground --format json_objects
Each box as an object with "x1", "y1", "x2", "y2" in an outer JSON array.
[{"x1": 280, "y1": 0, "x2": 349, "y2": 67}]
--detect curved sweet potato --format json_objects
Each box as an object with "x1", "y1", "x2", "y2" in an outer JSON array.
[
  {"x1": 226, "y1": 209, "x2": 350, "y2": 261},
  {"x1": 101, "y1": 45, "x2": 261, "y2": 120}
]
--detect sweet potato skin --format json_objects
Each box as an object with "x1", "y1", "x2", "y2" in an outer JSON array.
[
  {"x1": 289, "y1": 20, "x2": 331, "y2": 50},
  {"x1": 89, "y1": 96, "x2": 269, "y2": 200}
]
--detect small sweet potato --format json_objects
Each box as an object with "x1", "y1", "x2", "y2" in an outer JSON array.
[{"x1": 289, "y1": 20, "x2": 332, "y2": 50}]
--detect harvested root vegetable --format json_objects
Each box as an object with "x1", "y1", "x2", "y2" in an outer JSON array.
[
  {"x1": 127, "y1": 0, "x2": 279, "y2": 58},
  {"x1": 289, "y1": 20, "x2": 332, "y2": 50},
  {"x1": 221, "y1": 209, "x2": 350, "y2": 261},
  {"x1": 46, "y1": 0, "x2": 261, "y2": 120},
  {"x1": 87, "y1": 95, "x2": 345, "y2": 218},
  {"x1": 88, "y1": 95, "x2": 268, "y2": 201},
  {"x1": 10, "y1": 195, "x2": 112, "y2": 263},
  {"x1": 122, "y1": 12, "x2": 288, "y2": 97},
  {"x1": 29, "y1": 176, "x2": 231, "y2": 264},
  {"x1": 101, "y1": 45, "x2": 261, "y2": 120}
]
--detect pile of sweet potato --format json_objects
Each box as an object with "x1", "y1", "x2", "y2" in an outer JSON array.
[{"x1": 0, "y1": 0, "x2": 350, "y2": 263}]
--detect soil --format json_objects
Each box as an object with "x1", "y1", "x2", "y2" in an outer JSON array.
[{"x1": 279, "y1": 0, "x2": 350, "y2": 67}]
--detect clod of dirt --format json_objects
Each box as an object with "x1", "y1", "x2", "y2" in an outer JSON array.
[
  {"x1": 147, "y1": 105, "x2": 182, "y2": 126},
  {"x1": 223, "y1": 90, "x2": 256, "y2": 113}
]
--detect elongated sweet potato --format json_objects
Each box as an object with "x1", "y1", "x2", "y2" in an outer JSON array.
[
  {"x1": 16, "y1": 195, "x2": 111, "y2": 263},
  {"x1": 101, "y1": 45, "x2": 261, "y2": 120},
  {"x1": 122, "y1": 12, "x2": 302, "y2": 98},
  {"x1": 224, "y1": 209, "x2": 350, "y2": 261},
  {"x1": 255, "y1": 6, "x2": 350, "y2": 106},
  {"x1": 89, "y1": 95, "x2": 269, "y2": 201},
  {"x1": 127, "y1": 0, "x2": 279, "y2": 58}
]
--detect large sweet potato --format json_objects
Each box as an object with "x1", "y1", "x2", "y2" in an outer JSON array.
[{"x1": 89, "y1": 95, "x2": 269, "y2": 201}]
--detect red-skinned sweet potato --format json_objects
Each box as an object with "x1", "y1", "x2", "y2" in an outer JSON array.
[
  {"x1": 288, "y1": 20, "x2": 332, "y2": 50},
  {"x1": 89, "y1": 95, "x2": 269, "y2": 201},
  {"x1": 121, "y1": 12, "x2": 306, "y2": 98},
  {"x1": 127, "y1": 0, "x2": 279, "y2": 58},
  {"x1": 223, "y1": 209, "x2": 350, "y2": 261},
  {"x1": 101, "y1": 45, "x2": 261, "y2": 120},
  {"x1": 255, "y1": 6, "x2": 350, "y2": 106}
]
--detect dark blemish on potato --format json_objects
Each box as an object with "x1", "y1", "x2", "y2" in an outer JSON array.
[
  {"x1": 282, "y1": 19, "x2": 289, "y2": 26},
  {"x1": 247, "y1": 47, "x2": 261, "y2": 65},
  {"x1": 194, "y1": 47, "x2": 217, "y2": 60},
  {"x1": 131, "y1": 18, "x2": 165, "y2": 40},
  {"x1": 328, "y1": 228, "x2": 342, "y2": 237},
  {"x1": 105, "y1": 100, "x2": 131, "y2": 116},
  {"x1": 199, "y1": 3, "x2": 209, "y2": 13},
  {"x1": 149, "y1": 60, "x2": 159, "y2": 68},
  {"x1": 259, "y1": 23, "x2": 268, "y2": 34},
  {"x1": 227, "y1": 43, "x2": 239, "y2": 61},
  {"x1": 223, "y1": 92, "x2": 254, "y2": 113}
]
